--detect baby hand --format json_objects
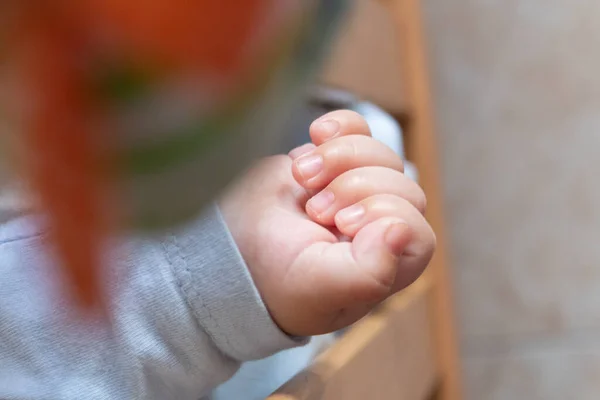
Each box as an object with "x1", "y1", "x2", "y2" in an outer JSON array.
[{"x1": 220, "y1": 110, "x2": 435, "y2": 336}]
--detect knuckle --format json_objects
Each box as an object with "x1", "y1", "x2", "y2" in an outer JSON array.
[
  {"x1": 345, "y1": 139, "x2": 360, "y2": 162},
  {"x1": 345, "y1": 171, "x2": 367, "y2": 191},
  {"x1": 329, "y1": 137, "x2": 360, "y2": 162},
  {"x1": 322, "y1": 142, "x2": 360, "y2": 181}
]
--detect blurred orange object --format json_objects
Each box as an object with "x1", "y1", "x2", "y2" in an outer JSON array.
[
  {"x1": 2, "y1": 0, "x2": 348, "y2": 315},
  {"x1": 78, "y1": 0, "x2": 270, "y2": 76},
  {"x1": 19, "y1": 7, "x2": 107, "y2": 311},
  {"x1": 13, "y1": 0, "x2": 271, "y2": 312}
]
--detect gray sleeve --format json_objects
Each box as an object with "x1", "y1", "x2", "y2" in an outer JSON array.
[
  {"x1": 0, "y1": 205, "x2": 304, "y2": 400},
  {"x1": 158, "y1": 204, "x2": 303, "y2": 361}
]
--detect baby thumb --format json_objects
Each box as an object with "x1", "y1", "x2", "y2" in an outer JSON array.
[
  {"x1": 282, "y1": 217, "x2": 413, "y2": 335},
  {"x1": 350, "y1": 217, "x2": 412, "y2": 298}
]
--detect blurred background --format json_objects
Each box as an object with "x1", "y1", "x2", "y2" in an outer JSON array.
[
  {"x1": 270, "y1": 0, "x2": 600, "y2": 399},
  {"x1": 425, "y1": 0, "x2": 600, "y2": 399},
  {"x1": 261, "y1": 0, "x2": 600, "y2": 398}
]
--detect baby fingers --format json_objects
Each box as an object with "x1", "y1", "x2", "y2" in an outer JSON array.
[
  {"x1": 335, "y1": 193, "x2": 436, "y2": 291},
  {"x1": 305, "y1": 166, "x2": 425, "y2": 225},
  {"x1": 292, "y1": 135, "x2": 404, "y2": 191}
]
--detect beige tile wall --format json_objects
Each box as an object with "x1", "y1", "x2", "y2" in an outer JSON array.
[{"x1": 422, "y1": 0, "x2": 600, "y2": 398}]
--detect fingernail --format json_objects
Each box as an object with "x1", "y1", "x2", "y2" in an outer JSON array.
[
  {"x1": 296, "y1": 154, "x2": 323, "y2": 181},
  {"x1": 308, "y1": 190, "x2": 335, "y2": 215},
  {"x1": 289, "y1": 143, "x2": 317, "y2": 160},
  {"x1": 336, "y1": 204, "x2": 365, "y2": 225},
  {"x1": 316, "y1": 119, "x2": 340, "y2": 139},
  {"x1": 384, "y1": 221, "x2": 411, "y2": 256}
]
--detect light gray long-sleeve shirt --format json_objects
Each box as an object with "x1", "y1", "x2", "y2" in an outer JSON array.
[{"x1": 0, "y1": 205, "x2": 302, "y2": 399}]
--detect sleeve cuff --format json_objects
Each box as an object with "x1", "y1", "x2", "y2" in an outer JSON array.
[{"x1": 162, "y1": 204, "x2": 307, "y2": 361}]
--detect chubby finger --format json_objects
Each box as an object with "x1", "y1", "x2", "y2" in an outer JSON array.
[
  {"x1": 289, "y1": 110, "x2": 370, "y2": 162},
  {"x1": 309, "y1": 109, "x2": 371, "y2": 146},
  {"x1": 288, "y1": 143, "x2": 316, "y2": 159},
  {"x1": 335, "y1": 194, "x2": 436, "y2": 290},
  {"x1": 292, "y1": 135, "x2": 404, "y2": 190},
  {"x1": 281, "y1": 217, "x2": 412, "y2": 335},
  {"x1": 306, "y1": 166, "x2": 425, "y2": 225},
  {"x1": 335, "y1": 194, "x2": 428, "y2": 238}
]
